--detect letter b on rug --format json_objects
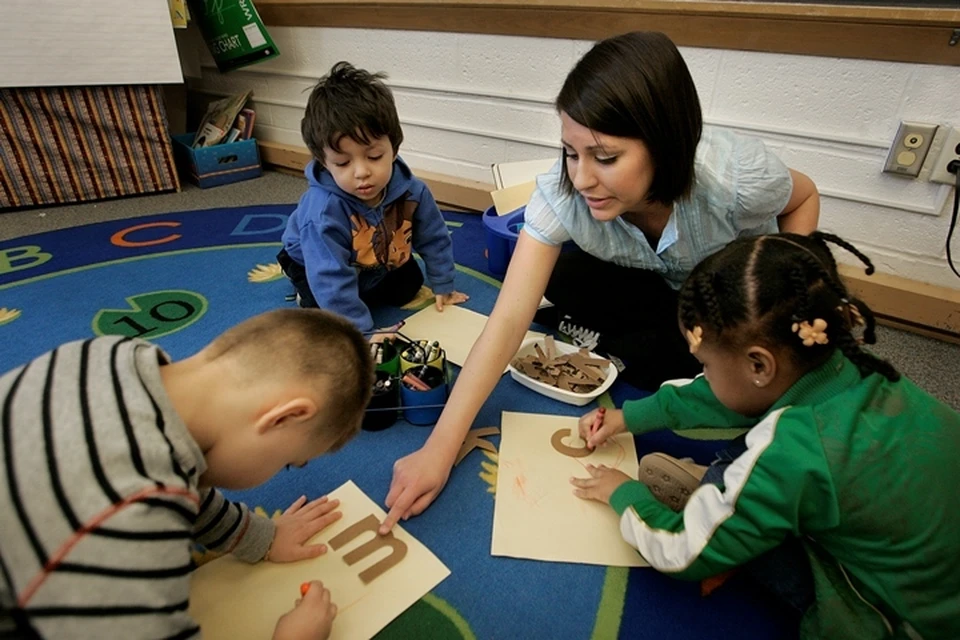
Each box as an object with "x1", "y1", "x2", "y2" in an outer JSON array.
[{"x1": 0, "y1": 245, "x2": 52, "y2": 275}]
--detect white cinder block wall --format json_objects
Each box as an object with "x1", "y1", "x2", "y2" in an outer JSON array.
[{"x1": 184, "y1": 26, "x2": 960, "y2": 290}]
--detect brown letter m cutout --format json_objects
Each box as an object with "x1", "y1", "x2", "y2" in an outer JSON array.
[{"x1": 328, "y1": 515, "x2": 408, "y2": 584}]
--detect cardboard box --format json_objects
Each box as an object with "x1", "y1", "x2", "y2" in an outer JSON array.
[{"x1": 172, "y1": 133, "x2": 262, "y2": 188}]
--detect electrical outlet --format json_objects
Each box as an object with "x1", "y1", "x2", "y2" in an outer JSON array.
[
  {"x1": 929, "y1": 126, "x2": 960, "y2": 185},
  {"x1": 883, "y1": 121, "x2": 938, "y2": 178}
]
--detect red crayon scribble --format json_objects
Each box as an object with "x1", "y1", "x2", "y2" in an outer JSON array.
[{"x1": 515, "y1": 474, "x2": 527, "y2": 498}]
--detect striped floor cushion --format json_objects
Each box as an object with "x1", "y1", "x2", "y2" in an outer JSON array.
[{"x1": 0, "y1": 85, "x2": 180, "y2": 209}]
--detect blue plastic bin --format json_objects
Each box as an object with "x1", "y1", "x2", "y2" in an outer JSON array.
[
  {"x1": 172, "y1": 133, "x2": 262, "y2": 189},
  {"x1": 400, "y1": 365, "x2": 448, "y2": 426},
  {"x1": 482, "y1": 205, "x2": 525, "y2": 276}
]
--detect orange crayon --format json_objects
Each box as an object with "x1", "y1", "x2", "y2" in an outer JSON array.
[{"x1": 300, "y1": 582, "x2": 311, "y2": 597}]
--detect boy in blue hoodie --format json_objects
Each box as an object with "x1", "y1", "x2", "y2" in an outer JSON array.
[{"x1": 278, "y1": 62, "x2": 468, "y2": 334}]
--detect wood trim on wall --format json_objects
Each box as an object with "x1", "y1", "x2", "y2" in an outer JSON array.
[
  {"x1": 258, "y1": 140, "x2": 960, "y2": 343},
  {"x1": 256, "y1": 0, "x2": 960, "y2": 66},
  {"x1": 839, "y1": 265, "x2": 960, "y2": 344}
]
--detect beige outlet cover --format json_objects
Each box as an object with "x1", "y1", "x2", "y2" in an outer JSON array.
[
  {"x1": 492, "y1": 411, "x2": 647, "y2": 567},
  {"x1": 189, "y1": 481, "x2": 450, "y2": 640},
  {"x1": 401, "y1": 305, "x2": 544, "y2": 373}
]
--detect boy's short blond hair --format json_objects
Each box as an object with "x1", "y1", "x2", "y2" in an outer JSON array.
[{"x1": 206, "y1": 308, "x2": 374, "y2": 448}]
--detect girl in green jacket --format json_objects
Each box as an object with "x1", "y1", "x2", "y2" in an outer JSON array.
[{"x1": 572, "y1": 231, "x2": 960, "y2": 639}]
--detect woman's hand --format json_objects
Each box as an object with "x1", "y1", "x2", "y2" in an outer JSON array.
[{"x1": 379, "y1": 442, "x2": 456, "y2": 534}]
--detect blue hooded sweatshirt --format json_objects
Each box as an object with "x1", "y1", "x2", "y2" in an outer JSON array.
[{"x1": 281, "y1": 156, "x2": 456, "y2": 333}]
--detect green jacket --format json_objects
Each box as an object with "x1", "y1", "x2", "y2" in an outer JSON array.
[{"x1": 611, "y1": 351, "x2": 960, "y2": 639}]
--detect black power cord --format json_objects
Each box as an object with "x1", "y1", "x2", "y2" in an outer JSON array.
[{"x1": 947, "y1": 159, "x2": 960, "y2": 280}]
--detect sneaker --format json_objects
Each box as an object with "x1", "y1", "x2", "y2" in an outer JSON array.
[
  {"x1": 558, "y1": 314, "x2": 601, "y2": 350},
  {"x1": 638, "y1": 453, "x2": 708, "y2": 512}
]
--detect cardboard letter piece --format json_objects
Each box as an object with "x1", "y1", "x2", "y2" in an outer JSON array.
[
  {"x1": 401, "y1": 305, "x2": 544, "y2": 373},
  {"x1": 492, "y1": 412, "x2": 647, "y2": 567},
  {"x1": 189, "y1": 481, "x2": 450, "y2": 640}
]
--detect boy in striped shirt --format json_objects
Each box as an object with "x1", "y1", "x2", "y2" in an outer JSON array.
[{"x1": 0, "y1": 308, "x2": 374, "y2": 639}]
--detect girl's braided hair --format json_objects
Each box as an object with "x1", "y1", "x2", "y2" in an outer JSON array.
[{"x1": 678, "y1": 232, "x2": 899, "y2": 381}]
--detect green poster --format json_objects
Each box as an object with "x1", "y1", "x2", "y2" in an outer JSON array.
[{"x1": 189, "y1": 0, "x2": 279, "y2": 72}]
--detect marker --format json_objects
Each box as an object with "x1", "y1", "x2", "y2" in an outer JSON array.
[
  {"x1": 300, "y1": 582, "x2": 310, "y2": 597},
  {"x1": 590, "y1": 407, "x2": 606, "y2": 438},
  {"x1": 426, "y1": 341, "x2": 440, "y2": 363},
  {"x1": 363, "y1": 320, "x2": 406, "y2": 338}
]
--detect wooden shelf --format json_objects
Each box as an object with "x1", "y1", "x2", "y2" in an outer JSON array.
[{"x1": 256, "y1": 0, "x2": 960, "y2": 66}]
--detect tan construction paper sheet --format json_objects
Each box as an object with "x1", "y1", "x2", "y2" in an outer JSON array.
[
  {"x1": 491, "y1": 181, "x2": 535, "y2": 215},
  {"x1": 492, "y1": 412, "x2": 647, "y2": 567},
  {"x1": 401, "y1": 305, "x2": 544, "y2": 373},
  {"x1": 491, "y1": 158, "x2": 556, "y2": 189},
  {"x1": 189, "y1": 481, "x2": 450, "y2": 640}
]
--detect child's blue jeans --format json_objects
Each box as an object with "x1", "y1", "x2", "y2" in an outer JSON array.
[{"x1": 702, "y1": 434, "x2": 816, "y2": 614}]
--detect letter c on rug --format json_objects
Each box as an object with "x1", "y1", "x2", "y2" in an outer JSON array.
[
  {"x1": 329, "y1": 514, "x2": 408, "y2": 584},
  {"x1": 111, "y1": 222, "x2": 182, "y2": 247},
  {"x1": 550, "y1": 429, "x2": 591, "y2": 458}
]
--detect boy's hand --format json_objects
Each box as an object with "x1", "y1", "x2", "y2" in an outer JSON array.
[
  {"x1": 267, "y1": 496, "x2": 342, "y2": 563},
  {"x1": 435, "y1": 291, "x2": 469, "y2": 311},
  {"x1": 578, "y1": 408, "x2": 626, "y2": 450},
  {"x1": 570, "y1": 464, "x2": 632, "y2": 505},
  {"x1": 273, "y1": 581, "x2": 337, "y2": 640}
]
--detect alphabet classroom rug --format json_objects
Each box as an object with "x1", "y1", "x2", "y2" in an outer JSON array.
[{"x1": 0, "y1": 204, "x2": 797, "y2": 639}]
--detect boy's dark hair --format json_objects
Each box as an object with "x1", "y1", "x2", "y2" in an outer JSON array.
[
  {"x1": 207, "y1": 308, "x2": 375, "y2": 449},
  {"x1": 555, "y1": 31, "x2": 702, "y2": 206},
  {"x1": 301, "y1": 61, "x2": 403, "y2": 164},
  {"x1": 678, "y1": 232, "x2": 900, "y2": 382}
]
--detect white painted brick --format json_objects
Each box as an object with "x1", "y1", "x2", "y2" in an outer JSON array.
[
  {"x1": 188, "y1": 27, "x2": 960, "y2": 288},
  {"x1": 711, "y1": 50, "x2": 912, "y2": 141},
  {"x1": 776, "y1": 145, "x2": 940, "y2": 212},
  {"x1": 394, "y1": 90, "x2": 557, "y2": 146},
  {"x1": 678, "y1": 46, "x2": 723, "y2": 113},
  {"x1": 256, "y1": 123, "x2": 308, "y2": 149},
  {"x1": 454, "y1": 35, "x2": 577, "y2": 100},
  {"x1": 402, "y1": 151, "x2": 493, "y2": 183},
  {"x1": 258, "y1": 103, "x2": 300, "y2": 131},
  {"x1": 263, "y1": 76, "x2": 319, "y2": 106},
  {"x1": 900, "y1": 65, "x2": 960, "y2": 125},
  {"x1": 403, "y1": 124, "x2": 508, "y2": 165},
  {"x1": 819, "y1": 198, "x2": 946, "y2": 257}
]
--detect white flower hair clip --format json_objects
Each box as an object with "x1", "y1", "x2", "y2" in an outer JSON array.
[{"x1": 792, "y1": 318, "x2": 829, "y2": 347}]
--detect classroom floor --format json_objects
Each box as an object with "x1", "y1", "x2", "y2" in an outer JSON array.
[{"x1": 3, "y1": 169, "x2": 959, "y2": 411}]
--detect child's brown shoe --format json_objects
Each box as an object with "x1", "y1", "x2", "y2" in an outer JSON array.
[{"x1": 638, "y1": 453, "x2": 708, "y2": 511}]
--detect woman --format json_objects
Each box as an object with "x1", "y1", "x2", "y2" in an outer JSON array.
[{"x1": 379, "y1": 31, "x2": 819, "y2": 533}]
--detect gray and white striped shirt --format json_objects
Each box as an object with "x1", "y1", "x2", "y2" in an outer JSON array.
[{"x1": 0, "y1": 337, "x2": 274, "y2": 638}]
